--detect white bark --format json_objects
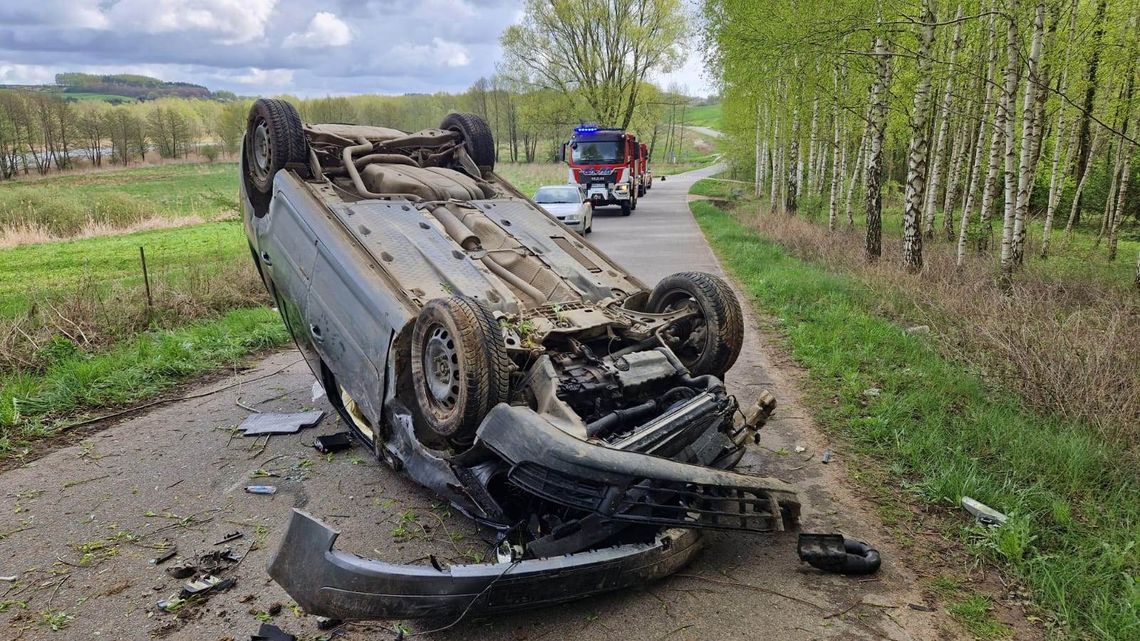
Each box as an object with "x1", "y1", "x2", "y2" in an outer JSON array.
[
  {"x1": 1007, "y1": 2, "x2": 1045, "y2": 271},
  {"x1": 828, "y1": 66, "x2": 842, "y2": 232},
  {"x1": 865, "y1": 35, "x2": 891, "y2": 259},
  {"x1": 903, "y1": 0, "x2": 937, "y2": 271},
  {"x1": 845, "y1": 124, "x2": 867, "y2": 229},
  {"x1": 1063, "y1": 128, "x2": 1102, "y2": 236},
  {"x1": 807, "y1": 95, "x2": 819, "y2": 197},
  {"x1": 755, "y1": 101, "x2": 765, "y2": 198},
  {"x1": 924, "y1": 5, "x2": 964, "y2": 239},
  {"x1": 770, "y1": 109, "x2": 781, "y2": 212},
  {"x1": 1107, "y1": 149, "x2": 1132, "y2": 260},
  {"x1": 998, "y1": 4, "x2": 1021, "y2": 275},
  {"x1": 979, "y1": 10, "x2": 1007, "y2": 250},
  {"x1": 958, "y1": 29, "x2": 1000, "y2": 266}
]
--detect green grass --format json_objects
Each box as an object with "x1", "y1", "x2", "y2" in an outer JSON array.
[
  {"x1": 0, "y1": 307, "x2": 288, "y2": 458},
  {"x1": 0, "y1": 163, "x2": 237, "y2": 237},
  {"x1": 685, "y1": 103, "x2": 723, "y2": 129},
  {"x1": 0, "y1": 220, "x2": 249, "y2": 317},
  {"x1": 496, "y1": 163, "x2": 568, "y2": 198},
  {"x1": 690, "y1": 196, "x2": 1139, "y2": 640}
]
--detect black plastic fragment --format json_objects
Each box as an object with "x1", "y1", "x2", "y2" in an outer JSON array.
[
  {"x1": 151, "y1": 546, "x2": 177, "y2": 565},
  {"x1": 313, "y1": 432, "x2": 354, "y2": 454},
  {"x1": 252, "y1": 623, "x2": 296, "y2": 641},
  {"x1": 797, "y1": 533, "x2": 881, "y2": 575}
]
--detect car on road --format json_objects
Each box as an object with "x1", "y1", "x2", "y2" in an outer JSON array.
[
  {"x1": 239, "y1": 98, "x2": 799, "y2": 621},
  {"x1": 533, "y1": 184, "x2": 592, "y2": 233}
]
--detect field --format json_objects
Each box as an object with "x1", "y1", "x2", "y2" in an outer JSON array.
[
  {"x1": 689, "y1": 179, "x2": 1139, "y2": 640},
  {"x1": 685, "y1": 103, "x2": 723, "y2": 129}
]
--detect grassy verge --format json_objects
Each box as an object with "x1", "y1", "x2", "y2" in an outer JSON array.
[
  {"x1": 0, "y1": 163, "x2": 237, "y2": 243},
  {"x1": 686, "y1": 103, "x2": 723, "y2": 129},
  {"x1": 0, "y1": 307, "x2": 289, "y2": 459},
  {"x1": 690, "y1": 196, "x2": 1138, "y2": 640}
]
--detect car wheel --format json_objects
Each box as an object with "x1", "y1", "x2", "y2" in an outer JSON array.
[
  {"x1": 647, "y1": 272, "x2": 744, "y2": 378},
  {"x1": 410, "y1": 296, "x2": 509, "y2": 447},
  {"x1": 631, "y1": 195, "x2": 637, "y2": 211},
  {"x1": 244, "y1": 98, "x2": 307, "y2": 195},
  {"x1": 441, "y1": 112, "x2": 495, "y2": 177},
  {"x1": 620, "y1": 203, "x2": 631, "y2": 216}
]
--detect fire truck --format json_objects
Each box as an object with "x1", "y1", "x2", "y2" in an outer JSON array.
[
  {"x1": 638, "y1": 142, "x2": 653, "y2": 196},
  {"x1": 562, "y1": 126, "x2": 640, "y2": 216}
]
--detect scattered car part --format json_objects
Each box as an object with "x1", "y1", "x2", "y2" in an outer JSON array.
[
  {"x1": 269, "y1": 509, "x2": 703, "y2": 620},
  {"x1": 0, "y1": 575, "x2": 18, "y2": 582},
  {"x1": 312, "y1": 433, "x2": 354, "y2": 454},
  {"x1": 215, "y1": 531, "x2": 243, "y2": 545},
  {"x1": 246, "y1": 485, "x2": 278, "y2": 495},
  {"x1": 240, "y1": 411, "x2": 325, "y2": 436},
  {"x1": 252, "y1": 623, "x2": 296, "y2": 641},
  {"x1": 151, "y1": 547, "x2": 178, "y2": 566},
  {"x1": 797, "y1": 533, "x2": 882, "y2": 575},
  {"x1": 180, "y1": 574, "x2": 235, "y2": 599},
  {"x1": 241, "y1": 102, "x2": 802, "y2": 619},
  {"x1": 962, "y1": 496, "x2": 1008, "y2": 526},
  {"x1": 822, "y1": 449, "x2": 833, "y2": 464}
]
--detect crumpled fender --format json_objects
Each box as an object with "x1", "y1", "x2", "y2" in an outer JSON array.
[{"x1": 268, "y1": 509, "x2": 703, "y2": 620}]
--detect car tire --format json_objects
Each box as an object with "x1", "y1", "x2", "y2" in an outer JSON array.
[
  {"x1": 441, "y1": 112, "x2": 495, "y2": 177},
  {"x1": 244, "y1": 98, "x2": 307, "y2": 195},
  {"x1": 620, "y1": 203, "x2": 631, "y2": 216},
  {"x1": 647, "y1": 272, "x2": 744, "y2": 378},
  {"x1": 410, "y1": 296, "x2": 509, "y2": 447}
]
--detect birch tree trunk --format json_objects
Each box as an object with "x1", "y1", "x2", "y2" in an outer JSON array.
[
  {"x1": 998, "y1": 4, "x2": 1021, "y2": 276},
  {"x1": 829, "y1": 66, "x2": 842, "y2": 232},
  {"x1": 958, "y1": 24, "x2": 999, "y2": 266},
  {"x1": 770, "y1": 109, "x2": 781, "y2": 212},
  {"x1": 865, "y1": 35, "x2": 891, "y2": 260},
  {"x1": 1063, "y1": 128, "x2": 1102, "y2": 237},
  {"x1": 1008, "y1": 2, "x2": 1046, "y2": 271},
  {"x1": 942, "y1": 119, "x2": 969, "y2": 239},
  {"x1": 807, "y1": 95, "x2": 819, "y2": 197},
  {"x1": 755, "y1": 101, "x2": 765, "y2": 198},
  {"x1": 924, "y1": 4, "x2": 963, "y2": 240},
  {"x1": 846, "y1": 125, "x2": 867, "y2": 229},
  {"x1": 1107, "y1": 149, "x2": 1132, "y2": 261},
  {"x1": 978, "y1": 10, "x2": 1007, "y2": 252},
  {"x1": 787, "y1": 105, "x2": 800, "y2": 215},
  {"x1": 902, "y1": 0, "x2": 937, "y2": 272},
  {"x1": 1040, "y1": 3, "x2": 1079, "y2": 258}
]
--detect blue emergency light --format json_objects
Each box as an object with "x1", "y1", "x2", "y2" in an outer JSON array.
[{"x1": 574, "y1": 125, "x2": 600, "y2": 134}]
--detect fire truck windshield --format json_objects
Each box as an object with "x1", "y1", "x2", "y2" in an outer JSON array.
[{"x1": 572, "y1": 140, "x2": 622, "y2": 163}]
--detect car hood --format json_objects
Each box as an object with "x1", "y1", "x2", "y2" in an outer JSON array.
[{"x1": 539, "y1": 202, "x2": 584, "y2": 217}]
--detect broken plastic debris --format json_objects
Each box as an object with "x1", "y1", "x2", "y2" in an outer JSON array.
[
  {"x1": 179, "y1": 574, "x2": 235, "y2": 599},
  {"x1": 252, "y1": 623, "x2": 296, "y2": 641},
  {"x1": 239, "y1": 410, "x2": 325, "y2": 436},
  {"x1": 794, "y1": 445, "x2": 806, "y2": 453},
  {"x1": 311, "y1": 381, "x2": 326, "y2": 402},
  {"x1": 215, "y1": 531, "x2": 243, "y2": 545},
  {"x1": 797, "y1": 533, "x2": 881, "y2": 575},
  {"x1": 246, "y1": 485, "x2": 278, "y2": 495},
  {"x1": 151, "y1": 547, "x2": 177, "y2": 566},
  {"x1": 313, "y1": 432, "x2": 354, "y2": 454},
  {"x1": 962, "y1": 496, "x2": 1008, "y2": 526},
  {"x1": 157, "y1": 596, "x2": 186, "y2": 612},
  {"x1": 821, "y1": 449, "x2": 832, "y2": 464},
  {"x1": 0, "y1": 575, "x2": 17, "y2": 582}
]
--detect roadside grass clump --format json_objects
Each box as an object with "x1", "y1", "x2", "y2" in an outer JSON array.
[
  {"x1": 495, "y1": 163, "x2": 568, "y2": 198},
  {"x1": 0, "y1": 307, "x2": 289, "y2": 459},
  {"x1": 690, "y1": 197, "x2": 1139, "y2": 640}
]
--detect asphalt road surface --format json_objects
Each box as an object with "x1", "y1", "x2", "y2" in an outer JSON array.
[{"x1": 0, "y1": 166, "x2": 957, "y2": 640}]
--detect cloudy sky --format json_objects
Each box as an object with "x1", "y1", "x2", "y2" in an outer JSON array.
[{"x1": 0, "y1": 0, "x2": 713, "y2": 97}]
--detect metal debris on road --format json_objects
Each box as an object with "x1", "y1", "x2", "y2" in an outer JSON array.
[
  {"x1": 821, "y1": 449, "x2": 832, "y2": 463},
  {"x1": 962, "y1": 496, "x2": 1008, "y2": 526},
  {"x1": 313, "y1": 432, "x2": 354, "y2": 454},
  {"x1": 0, "y1": 575, "x2": 17, "y2": 582},
  {"x1": 246, "y1": 485, "x2": 278, "y2": 495},
  {"x1": 239, "y1": 411, "x2": 325, "y2": 436}
]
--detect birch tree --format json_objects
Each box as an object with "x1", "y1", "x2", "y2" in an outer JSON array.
[{"x1": 902, "y1": 0, "x2": 938, "y2": 271}]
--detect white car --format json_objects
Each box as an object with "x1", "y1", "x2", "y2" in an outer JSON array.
[{"x1": 534, "y1": 184, "x2": 593, "y2": 233}]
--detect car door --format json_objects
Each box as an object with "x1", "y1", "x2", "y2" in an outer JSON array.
[
  {"x1": 256, "y1": 189, "x2": 321, "y2": 373},
  {"x1": 305, "y1": 231, "x2": 390, "y2": 445}
]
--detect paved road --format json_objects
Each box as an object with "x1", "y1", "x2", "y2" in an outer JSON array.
[{"x1": 0, "y1": 167, "x2": 953, "y2": 641}]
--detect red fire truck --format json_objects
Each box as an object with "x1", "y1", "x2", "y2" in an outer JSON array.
[
  {"x1": 562, "y1": 126, "x2": 640, "y2": 216},
  {"x1": 638, "y1": 142, "x2": 653, "y2": 196}
]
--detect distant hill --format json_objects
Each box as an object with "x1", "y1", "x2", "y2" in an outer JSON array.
[{"x1": 0, "y1": 73, "x2": 235, "y2": 103}]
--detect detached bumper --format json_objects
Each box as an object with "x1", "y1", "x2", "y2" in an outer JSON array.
[{"x1": 269, "y1": 510, "x2": 703, "y2": 620}]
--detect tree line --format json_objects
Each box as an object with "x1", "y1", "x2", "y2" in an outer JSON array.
[{"x1": 702, "y1": 0, "x2": 1139, "y2": 282}]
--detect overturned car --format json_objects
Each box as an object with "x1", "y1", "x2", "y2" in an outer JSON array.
[{"x1": 240, "y1": 99, "x2": 801, "y2": 621}]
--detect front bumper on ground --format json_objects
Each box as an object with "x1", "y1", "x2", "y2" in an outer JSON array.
[{"x1": 268, "y1": 510, "x2": 703, "y2": 620}]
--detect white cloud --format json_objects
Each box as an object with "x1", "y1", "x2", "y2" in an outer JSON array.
[
  {"x1": 0, "y1": 63, "x2": 57, "y2": 85},
  {"x1": 392, "y1": 37, "x2": 470, "y2": 69},
  {"x1": 227, "y1": 67, "x2": 295, "y2": 86},
  {"x1": 284, "y1": 12, "x2": 352, "y2": 49},
  {"x1": 106, "y1": 0, "x2": 277, "y2": 44}
]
